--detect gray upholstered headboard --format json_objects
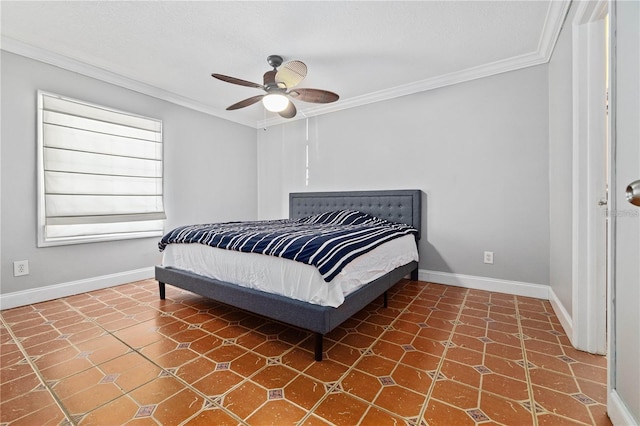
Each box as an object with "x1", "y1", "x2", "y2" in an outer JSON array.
[{"x1": 289, "y1": 190, "x2": 422, "y2": 239}]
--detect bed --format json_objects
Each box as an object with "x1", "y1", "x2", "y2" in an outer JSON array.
[{"x1": 155, "y1": 189, "x2": 422, "y2": 361}]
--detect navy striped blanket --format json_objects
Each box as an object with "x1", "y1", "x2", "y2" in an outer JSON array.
[{"x1": 159, "y1": 210, "x2": 418, "y2": 282}]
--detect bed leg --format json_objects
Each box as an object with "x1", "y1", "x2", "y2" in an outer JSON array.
[
  {"x1": 314, "y1": 333, "x2": 323, "y2": 361},
  {"x1": 383, "y1": 291, "x2": 388, "y2": 308},
  {"x1": 158, "y1": 281, "x2": 166, "y2": 300},
  {"x1": 410, "y1": 268, "x2": 419, "y2": 281}
]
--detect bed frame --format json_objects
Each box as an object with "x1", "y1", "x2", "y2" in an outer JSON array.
[{"x1": 155, "y1": 189, "x2": 422, "y2": 361}]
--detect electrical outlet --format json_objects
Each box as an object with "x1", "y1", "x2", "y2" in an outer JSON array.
[
  {"x1": 484, "y1": 251, "x2": 494, "y2": 264},
  {"x1": 13, "y1": 260, "x2": 29, "y2": 277}
]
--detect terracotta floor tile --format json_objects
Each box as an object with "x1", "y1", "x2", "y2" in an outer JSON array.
[
  {"x1": 479, "y1": 390, "x2": 534, "y2": 425},
  {"x1": 451, "y1": 332, "x2": 486, "y2": 352},
  {"x1": 193, "y1": 369, "x2": 244, "y2": 396},
  {"x1": 419, "y1": 322, "x2": 454, "y2": 339},
  {"x1": 529, "y1": 367, "x2": 581, "y2": 394},
  {"x1": 392, "y1": 362, "x2": 433, "y2": 394},
  {"x1": 431, "y1": 379, "x2": 480, "y2": 410},
  {"x1": 412, "y1": 335, "x2": 446, "y2": 356},
  {"x1": 537, "y1": 412, "x2": 590, "y2": 425},
  {"x1": 1, "y1": 361, "x2": 36, "y2": 383},
  {"x1": 246, "y1": 399, "x2": 307, "y2": 425},
  {"x1": 99, "y1": 352, "x2": 163, "y2": 392},
  {"x1": 526, "y1": 350, "x2": 574, "y2": 375},
  {"x1": 59, "y1": 380, "x2": 124, "y2": 415},
  {"x1": 139, "y1": 336, "x2": 181, "y2": 359},
  {"x1": 176, "y1": 356, "x2": 218, "y2": 384},
  {"x1": 253, "y1": 364, "x2": 298, "y2": 389},
  {"x1": 339, "y1": 332, "x2": 376, "y2": 349},
  {"x1": 74, "y1": 334, "x2": 131, "y2": 365},
  {"x1": 374, "y1": 385, "x2": 426, "y2": 417},
  {"x1": 0, "y1": 387, "x2": 57, "y2": 423},
  {"x1": 341, "y1": 369, "x2": 382, "y2": 402},
  {"x1": 204, "y1": 343, "x2": 248, "y2": 363},
  {"x1": 6, "y1": 400, "x2": 68, "y2": 426},
  {"x1": 439, "y1": 359, "x2": 482, "y2": 388},
  {"x1": 483, "y1": 355, "x2": 527, "y2": 382},
  {"x1": 589, "y1": 403, "x2": 614, "y2": 426},
  {"x1": 524, "y1": 338, "x2": 565, "y2": 356},
  {"x1": 484, "y1": 341, "x2": 525, "y2": 360},
  {"x1": 0, "y1": 373, "x2": 42, "y2": 401},
  {"x1": 422, "y1": 399, "x2": 477, "y2": 426},
  {"x1": 153, "y1": 346, "x2": 199, "y2": 369},
  {"x1": 354, "y1": 354, "x2": 396, "y2": 377},
  {"x1": 284, "y1": 375, "x2": 327, "y2": 409},
  {"x1": 299, "y1": 413, "x2": 333, "y2": 426},
  {"x1": 304, "y1": 359, "x2": 349, "y2": 383},
  {"x1": 128, "y1": 376, "x2": 187, "y2": 406},
  {"x1": 562, "y1": 346, "x2": 608, "y2": 368},
  {"x1": 38, "y1": 354, "x2": 93, "y2": 381},
  {"x1": 570, "y1": 362, "x2": 607, "y2": 383},
  {"x1": 153, "y1": 387, "x2": 205, "y2": 425},
  {"x1": 281, "y1": 347, "x2": 316, "y2": 372},
  {"x1": 445, "y1": 346, "x2": 484, "y2": 365},
  {"x1": 400, "y1": 349, "x2": 441, "y2": 371},
  {"x1": 314, "y1": 391, "x2": 370, "y2": 426},
  {"x1": 325, "y1": 342, "x2": 361, "y2": 365},
  {"x1": 0, "y1": 280, "x2": 612, "y2": 426},
  {"x1": 370, "y1": 339, "x2": 405, "y2": 362},
  {"x1": 481, "y1": 372, "x2": 530, "y2": 401},
  {"x1": 532, "y1": 385, "x2": 595, "y2": 425},
  {"x1": 253, "y1": 339, "x2": 293, "y2": 358},
  {"x1": 577, "y1": 377, "x2": 608, "y2": 405},
  {"x1": 182, "y1": 407, "x2": 240, "y2": 426},
  {"x1": 359, "y1": 406, "x2": 408, "y2": 426},
  {"x1": 221, "y1": 380, "x2": 268, "y2": 419},
  {"x1": 0, "y1": 347, "x2": 24, "y2": 368},
  {"x1": 77, "y1": 394, "x2": 139, "y2": 425}
]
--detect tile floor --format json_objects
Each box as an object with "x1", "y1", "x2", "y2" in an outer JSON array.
[{"x1": 1, "y1": 279, "x2": 611, "y2": 426}]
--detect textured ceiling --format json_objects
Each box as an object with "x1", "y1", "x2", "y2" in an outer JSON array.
[{"x1": 1, "y1": 1, "x2": 569, "y2": 128}]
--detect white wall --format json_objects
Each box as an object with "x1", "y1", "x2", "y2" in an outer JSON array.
[
  {"x1": 0, "y1": 51, "x2": 257, "y2": 297},
  {"x1": 258, "y1": 65, "x2": 550, "y2": 287},
  {"x1": 548, "y1": 7, "x2": 575, "y2": 316}
]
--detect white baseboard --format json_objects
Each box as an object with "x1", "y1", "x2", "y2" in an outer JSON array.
[
  {"x1": 0, "y1": 267, "x2": 155, "y2": 310},
  {"x1": 548, "y1": 287, "x2": 575, "y2": 346},
  {"x1": 608, "y1": 389, "x2": 639, "y2": 426},
  {"x1": 419, "y1": 269, "x2": 550, "y2": 300}
]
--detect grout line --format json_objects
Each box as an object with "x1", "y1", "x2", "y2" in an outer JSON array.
[
  {"x1": 0, "y1": 313, "x2": 77, "y2": 426},
  {"x1": 415, "y1": 286, "x2": 471, "y2": 424},
  {"x1": 515, "y1": 296, "x2": 540, "y2": 426},
  {"x1": 1, "y1": 281, "x2": 609, "y2": 426}
]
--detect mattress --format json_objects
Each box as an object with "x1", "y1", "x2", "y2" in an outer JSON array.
[{"x1": 161, "y1": 234, "x2": 418, "y2": 307}]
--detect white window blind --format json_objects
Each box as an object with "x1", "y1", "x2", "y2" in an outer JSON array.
[{"x1": 37, "y1": 91, "x2": 165, "y2": 246}]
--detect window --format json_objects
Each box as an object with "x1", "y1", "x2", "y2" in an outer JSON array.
[{"x1": 37, "y1": 91, "x2": 165, "y2": 246}]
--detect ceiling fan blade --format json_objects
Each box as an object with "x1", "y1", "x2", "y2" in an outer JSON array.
[
  {"x1": 278, "y1": 101, "x2": 297, "y2": 119},
  {"x1": 263, "y1": 70, "x2": 276, "y2": 86},
  {"x1": 289, "y1": 88, "x2": 339, "y2": 104},
  {"x1": 226, "y1": 95, "x2": 265, "y2": 110},
  {"x1": 275, "y1": 60, "x2": 307, "y2": 88},
  {"x1": 212, "y1": 73, "x2": 262, "y2": 89}
]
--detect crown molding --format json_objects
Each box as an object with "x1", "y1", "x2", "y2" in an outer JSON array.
[
  {"x1": 2, "y1": 0, "x2": 570, "y2": 130},
  {"x1": 0, "y1": 36, "x2": 256, "y2": 128},
  {"x1": 259, "y1": 0, "x2": 571, "y2": 128}
]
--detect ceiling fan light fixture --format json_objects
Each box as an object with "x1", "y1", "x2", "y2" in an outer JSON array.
[{"x1": 262, "y1": 93, "x2": 289, "y2": 112}]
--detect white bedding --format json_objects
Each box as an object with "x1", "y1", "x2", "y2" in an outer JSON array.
[{"x1": 161, "y1": 234, "x2": 418, "y2": 307}]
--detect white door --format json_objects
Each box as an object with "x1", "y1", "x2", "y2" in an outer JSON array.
[{"x1": 607, "y1": 1, "x2": 640, "y2": 424}]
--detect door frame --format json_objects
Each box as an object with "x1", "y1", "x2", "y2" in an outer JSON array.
[{"x1": 571, "y1": 0, "x2": 608, "y2": 354}]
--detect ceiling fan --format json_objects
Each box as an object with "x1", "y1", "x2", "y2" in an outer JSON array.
[{"x1": 212, "y1": 55, "x2": 339, "y2": 119}]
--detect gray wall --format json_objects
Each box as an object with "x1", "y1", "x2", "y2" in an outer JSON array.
[
  {"x1": 1, "y1": 51, "x2": 257, "y2": 295},
  {"x1": 258, "y1": 65, "x2": 551, "y2": 286},
  {"x1": 548, "y1": 8, "x2": 575, "y2": 316}
]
